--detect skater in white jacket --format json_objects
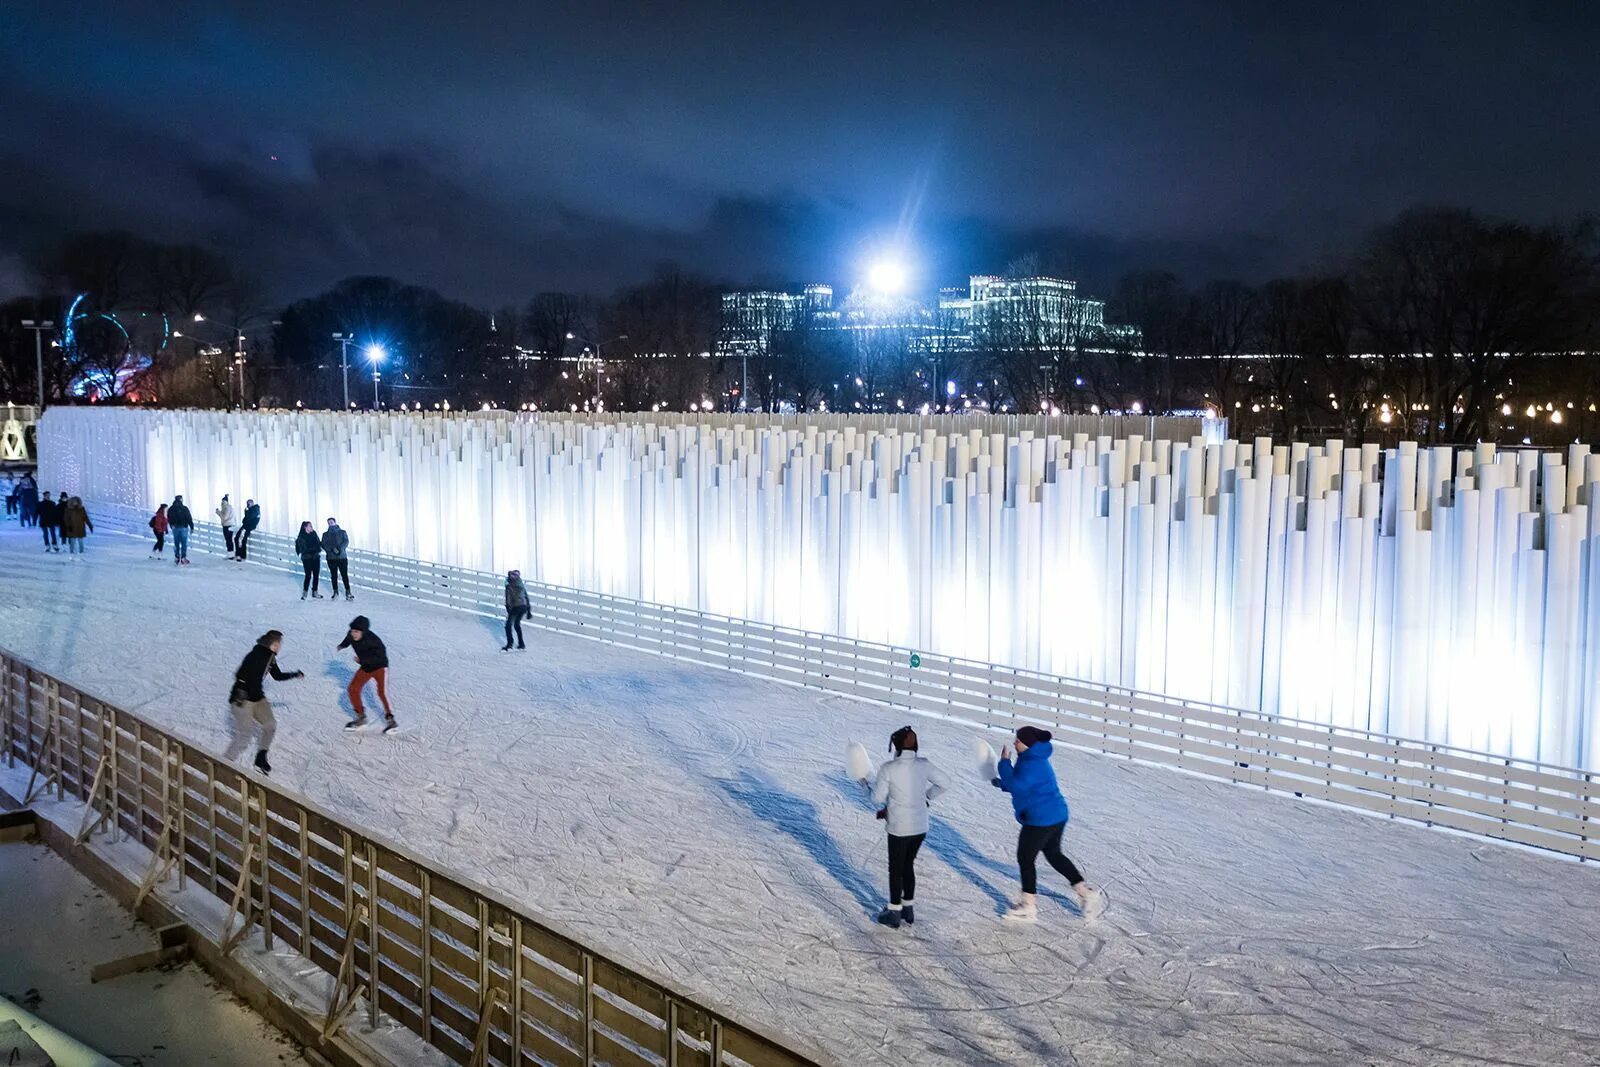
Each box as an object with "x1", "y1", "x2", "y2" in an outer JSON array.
[
  {"x1": 215, "y1": 494, "x2": 237, "y2": 556},
  {"x1": 870, "y1": 725, "x2": 947, "y2": 928}
]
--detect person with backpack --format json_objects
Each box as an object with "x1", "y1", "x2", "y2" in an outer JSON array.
[
  {"x1": 235, "y1": 498, "x2": 261, "y2": 561},
  {"x1": 296, "y1": 520, "x2": 324, "y2": 599},
  {"x1": 167, "y1": 495, "x2": 194, "y2": 565},
  {"x1": 869, "y1": 726, "x2": 947, "y2": 929},
  {"x1": 322, "y1": 517, "x2": 352, "y2": 600},
  {"x1": 36, "y1": 491, "x2": 60, "y2": 552},
  {"x1": 215, "y1": 494, "x2": 237, "y2": 555},
  {"x1": 337, "y1": 616, "x2": 395, "y2": 731},
  {"x1": 993, "y1": 726, "x2": 1104, "y2": 922},
  {"x1": 59, "y1": 496, "x2": 92, "y2": 554},
  {"x1": 226, "y1": 630, "x2": 304, "y2": 774},
  {"x1": 503, "y1": 569, "x2": 530, "y2": 650},
  {"x1": 149, "y1": 503, "x2": 169, "y2": 557}
]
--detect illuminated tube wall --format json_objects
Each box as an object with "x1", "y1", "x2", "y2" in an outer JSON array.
[{"x1": 39, "y1": 407, "x2": 1600, "y2": 771}]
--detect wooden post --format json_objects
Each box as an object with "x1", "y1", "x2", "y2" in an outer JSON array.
[
  {"x1": 298, "y1": 812, "x2": 312, "y2": 954},
  {"x1": 220, "y1": 841, "x2": 257, "y2": 955},
  {"x1": 366, "y1": 841, "x2": 379, "y2": 1028},
  {"x1": 582, "y1": 952, "x2": 595, "y2": 1066},
  {"x1": 419, "y1": 869, "x2": 433, "y2": 1038},
  {"x1": 511, "y1": 917, "x2": 523, "y2": 1061},
  {"x1": 259, "y1": 782, "x2": 273, "y2": 951}
]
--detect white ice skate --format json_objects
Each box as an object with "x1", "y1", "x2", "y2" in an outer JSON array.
[
  {"x1": 1075, "y1": 885, "x2": 1106, "y2": 920},
  {"x1": 1002, "y1": 895, "x2": 1038, "y2": 923}
]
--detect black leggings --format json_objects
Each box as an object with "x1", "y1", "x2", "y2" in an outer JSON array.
[
  {"x1": 153, "y1": 531, "x2": 165, "y2": 552},
  {"x1": 327, "y1": 558, "x2": 349, "y2": 594},
  {"x1": 1017, "y1": 822, "x2": 1083, "y2": 894},
  {"x1": 301, "y1": 555, "x2": 321, "y2": 593},
  {"x1": 887, "y1": 832, "x2": 925, "y2": 906},
  {"x1": 504, "y1": 607, "x2": 526, "y2": 647},
  {"x1": 235, "y1": 528, "x2": 253, "y2": 559}
]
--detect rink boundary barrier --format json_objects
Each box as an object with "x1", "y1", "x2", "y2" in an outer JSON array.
[
  {"x1": 93, "y1": 501, "x2": 1600, "y2": 862},
  {"x1": 0, "y1": 646, "x2": 828, "y2": 1067}
]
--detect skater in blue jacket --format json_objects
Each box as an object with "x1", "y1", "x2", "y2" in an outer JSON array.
[{"x1": 993, "y1": 726, "x2": 1103, "y2": 922}]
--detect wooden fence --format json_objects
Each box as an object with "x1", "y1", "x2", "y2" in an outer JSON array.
[
  {"x1": 0, "y1": 647, "x2": 823, "y2": 1067},
  {"x1": 89, "y1": 500, "x2": 1600, "y2": 865}
]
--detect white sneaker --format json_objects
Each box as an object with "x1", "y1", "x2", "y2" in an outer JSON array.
[{"x1": 1002, "y1": 899, "x2": 1038, "y2": 923}]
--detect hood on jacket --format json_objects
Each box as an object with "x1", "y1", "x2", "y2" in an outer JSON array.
[{"x1": 349, "y1": 615, "x2": 371, "y2": 631}]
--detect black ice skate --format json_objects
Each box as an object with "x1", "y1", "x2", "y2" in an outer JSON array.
[
  {"x1": 875, "y1": 908, "x2": 902, "y2": 929},
  {"x1": 253, "y1": 750, "x2": 272, "y2": 775}
]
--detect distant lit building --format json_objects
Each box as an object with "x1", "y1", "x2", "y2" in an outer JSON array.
[
  {"x1": 937, "y1": 275, "x2": 1105, "y2": 344},
  {"x1": 720, "y1": 284, "x2": 834, "y2": 357}
]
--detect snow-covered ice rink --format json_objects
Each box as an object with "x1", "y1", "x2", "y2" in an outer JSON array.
[{"x1": 2, "y1": 524, "x2": 1598, "y2": 1066}]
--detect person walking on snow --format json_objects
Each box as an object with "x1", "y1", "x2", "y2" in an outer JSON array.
[
  {"x1": 149, "y1": 503, "x2": 169, "y2": 557},
  {"x1": 235, "y1": 498, "x2": 260, "y2": 561},
  {"x1": 870, "y1": 726, "x2": 947, "y2": 929},
  {"x1": 322, "y1": 517, "x2": 352, "y2": 600},
  {"x1": 167, "y1": 495, "x2": 194, "y2": 565},
  {"x1": 226, "y1": 629, "x2": 304, "y2": 774},
  {"x1": 296, "y1": 520, "x2": 324, "y2": 599},
  {"x1": 337, "y1": 615, "x2": 394, "y2": 731},
  {"x1": 36, "y1": 491, "x2": 60, "y2": 552},
  {"x1": 216, "y1": 494, "x2": 237, "y2": 555},
  {"x1": 59, "y1": 496, "x2": 92, "y2": 554},
  {"x1": 503, "y1": 569, "x2": 530, "y2": 650},
  {"x1": 993, "y1": 726, "x2": 1103, "y2": 922}
]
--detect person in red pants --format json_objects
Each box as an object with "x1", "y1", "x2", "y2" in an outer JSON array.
[{"x1": 336, "y1": 615, "x2": 396, "y2": 732}]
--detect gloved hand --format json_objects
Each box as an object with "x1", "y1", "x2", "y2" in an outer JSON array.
[{"x1": 875, "y1": 808, "x2": 887, "y2": 820}]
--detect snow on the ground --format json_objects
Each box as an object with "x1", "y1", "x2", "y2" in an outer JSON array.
[{"x1": 1, "y1": 524, "x2": 1597, "y2": 1067}]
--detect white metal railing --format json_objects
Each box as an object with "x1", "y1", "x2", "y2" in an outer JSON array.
[{"x1": 89, "y1": 500, "x2": 1599, "y2": 862}]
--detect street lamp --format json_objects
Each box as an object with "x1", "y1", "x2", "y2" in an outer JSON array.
[
  {"x1": 20, "y1": 320, "x2": 55, "y2": 411},
  {"x1": 367, "y1": 343, "x2": 386, "y2": 408},
  {"x1": 566, "y1": 332, "x2": 627, "y2": 411}
]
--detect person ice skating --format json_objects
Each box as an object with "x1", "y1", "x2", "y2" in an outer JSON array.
[
  {"x1": 226, "y1": 629, "x2": 304, "y2": 774},
  {"x1": 502, "y1": 569, "x2": 530, "y2": 650},
  {"x1": 870, "y1": 726, "x2": 947, "y2": 929},
  {"x1": 337, "y1": 615, "x2": 394, "y2": 730},
  {"x1": 59, "y1": 496, "x2": 92, "y2": 554},
  {"x1": 149, "y1": 503, "x2": 169, "y2": 557},
  {"x1": 36, "y1": 491, "x2": 60, "y2": 552},
  {"x1": 167, "y1": 495, "x2": 194, "y2": 564},
  {"x1": 17, "y1": 473, "x2": 38, "y2": 527},
  {"x1": 296, "y1": 520, "x2": 324, "y2": 599},
  {"x1": 235, "y1": 498, "x2": 260, "y2": 561},
  {"x1": 993, "y1": 726, "x2": 1102, "y2": 922},
  {"x1": 216, "y1": 494, "x2": 237, "y2": 555},
  {"x1": 322, "y1": 517, "x2": 352, "y2": 600}
]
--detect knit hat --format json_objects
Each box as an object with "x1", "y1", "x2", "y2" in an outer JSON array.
[
  {"x1": 508, "y1": 569, "x2": 521, "y2": 579},
  {"x1": 1016, "y1": 726, "x2": 1052, "y2": 747},
  {"x1": 349, "y1": 615, "x2": 370, "y2": 631}
]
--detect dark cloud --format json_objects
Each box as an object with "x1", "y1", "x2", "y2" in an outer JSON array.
[{"x1": 1, "y1": 0, "x2": 1595, "y2": 305}]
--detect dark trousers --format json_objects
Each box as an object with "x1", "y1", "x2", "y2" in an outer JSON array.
[
  {"x1": 327, "y1": 558, "x2": 349, "y2": 594},
  {"x1": 1017, "y1": 822, "x2": 1083, "y2": 895},
  {"x1": 504, "y1": 607, "x2": 527, "y2": 648},
  {"x1": 42, "y1": 524, "x2": 57, "y2": 547},
  {"x1": 153, "y1": 531, "x2": 165, "y2": 552},
  {"x1": 235, "y1": 527, "x2": 254, "y2": 559},
  {"x1": 887, "y1": 832, "x2": 925, "y2": 906},
  {"x1": 222, "y1": 525, "x2": 235, "y2": 553},
  {"x1": 301, "y1": 555, "x2": 321, "y2": 593}
]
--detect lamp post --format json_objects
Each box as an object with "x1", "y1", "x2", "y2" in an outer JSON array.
[
  {"x1": 332, "y1": 333, "x2": 354, "y2": 409},
  {"x1": 367, "y1": 344, "x2": 386, "y2": 409},
  {"x1": 566, "y1": 332, "x2": 627, "y2": 411},
  {"x1": 20, "y1": 320, "x2": 55, "y2": 411}
]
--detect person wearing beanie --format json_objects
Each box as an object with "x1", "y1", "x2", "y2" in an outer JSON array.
[
  {"x1": 235, "y1": 498, "x2": 261, "y2": 561},
  {"x1": 167, "y1": 495, "x2": 194, "y2": 565},
  {"x1": 215, "y1": 494, "x2": 237, "y2": 555},
  {"x1": 226, "y1": 630, "x2": 304, "y2": 774},
  {"x1": 869, "y1": 725, "x2": 947, "y2": 929},
  {"x1": 337, "y1": 615, "x2": 395, "y2": 730},
  {"x1": 994, "y1": 726, "x2": 1103, "y2": 922},
  {"x1": 503, "y1": 569, "x2": 530, "y2": 650}
]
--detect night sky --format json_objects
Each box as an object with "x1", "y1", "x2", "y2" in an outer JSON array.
[{"x1": 2, "y1": 1, "x2": 1596, "y2": 305}]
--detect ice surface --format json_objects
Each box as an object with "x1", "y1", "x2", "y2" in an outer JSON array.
[{"x1": 1, "y1": 526, "x2": 1598, "y2": 1066}]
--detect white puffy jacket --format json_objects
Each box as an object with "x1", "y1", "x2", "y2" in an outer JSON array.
[
  {"x1": 216, "y1": 500, "x2": 236, "y2": 526},
  {"x1": 870, "y1": 752, "x2": 947, "y2": 837}
]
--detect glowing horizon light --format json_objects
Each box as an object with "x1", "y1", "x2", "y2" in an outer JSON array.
[{"x1": 865, "y1": 256, "x2": 909, "y2": 294}]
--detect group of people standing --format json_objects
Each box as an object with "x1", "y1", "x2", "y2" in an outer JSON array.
[
  {"x1": 214, "y1": 494, "x2": 262, "y2": 561},
  {"x1": 5, "y1": 473, "x2": 93, "y2": 554},
  {"x1": 868, "y1": 724, "x2": 1103, "y2": 927},
  {"x1": 149, "y1": 494, "x2": 352, "y2": 599},
  {"x1": 296, "y1": 518, "x2": 353, "y2": 600}
]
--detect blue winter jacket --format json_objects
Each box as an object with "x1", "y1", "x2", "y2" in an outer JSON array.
[{"x1": 994, "y1": 741, "x2": 1070, "y2": 826}]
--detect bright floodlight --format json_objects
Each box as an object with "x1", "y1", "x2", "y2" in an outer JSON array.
[
  {"x1": 866, "y1": 257, "x2": 908, "y2": 294},
  {"x1": 365, "y1": 343, "x2": 386, "y2": 363}
]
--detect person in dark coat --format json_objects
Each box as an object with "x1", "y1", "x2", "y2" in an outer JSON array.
[
  {"x1": 59, "y1": 496, "x2": 92, "y2": 553},
  {"x1": 336, "y1": 615, "x2": 394, "y2": 729},
  {"x1": 225, "y1": 630, "x2": 303, "y2": 774},
  {"x1": 235, "y1": 498, "x2": 261, "y2": 561},
  {"x1": 3, "y1": 474, "x2": 16, "y2": 517},
  {"x1": 149, "y1": 503, "x2": 169, "y2": 557},
  {"x1": 502, "y1": 569, "x2": 530, "y2": 650},
  {"x1": 296, "y1": 520, "x2": 324, "y2": 599},
  {"x1": 36, "y1": 491, "x2": 60, "y2": 551},
  {"x1": 17, "y1": 473, "x2": 38, "y2": 527},
  {"x1": 322, "y1": 517, "x2": 352, "y2": 600},
  {"x1": 167, "y1": 495, "x2": 195, "y2": 565},
  {"x1": 993, "y1": 726, "x2": 1103, "y2": 922}
]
